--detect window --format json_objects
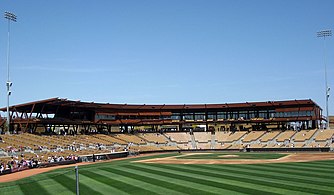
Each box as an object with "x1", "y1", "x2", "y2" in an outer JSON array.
[
  {"x1": 195, "y1": 114, "x2": 205, "y2": 121},
  {"x1": 249, "y1": 111, "x2": 256, "y2": 119},
  {"x1": 160, "y1": 115, "x2": 171, "y2": 120},
  {"x1": 207, "y1": 112, "x2": 217, "y2": 120},
  {"x1": 95, "y1": 114, "x2": 115, "y2": 120},
  {"x1": 217, "y1": 112, "x2": 227, "y2": 119},
  {"x1": 184, "y1": 114, "x2": 194, "y2": 120},
  {"x1": 229, "y1": 112, "x2": 238, "y2": 119},
  {"x1": 171, "y1": 113, "x2": 181, "y2": 120},
  {"x1": 239, "y1": 111, "x2": 248, "y2": 119}
]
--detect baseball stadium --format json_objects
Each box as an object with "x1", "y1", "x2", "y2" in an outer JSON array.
[
  {"x1": 0, "y1": 0, "x2": 333, "y2": 194},
  {"x1": 0, "y1": 98, "x2": 333, "y2": 194}
]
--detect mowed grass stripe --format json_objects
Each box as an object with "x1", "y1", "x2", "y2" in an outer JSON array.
[
  {"x1": 50, "y1": 173, "x2": 102, "y2": 195},
  {"x1": 195, "y1": 164, "x2": 334, "y2": 192},
  {"x1": 100, "y1": 166, "x2": 229, "y2": 195},
  {"x1": 80, "y1": 170, "x2": 159, "y2": 195},
  {"x1": 0, "y1": 186, "x2": 24, "y2": 195},
  {"x1": 227, "y1": 164, "x2": 333, "y2": 184},
  {"x1": 138, "y1": 164, "x2": 303, "y2": 195},
  {"x1": 305, "y1": 160, "x2": 334, "y2": 166},
  {"x1": 281, "y1": 161, "x2": 334, "y2": 171},
  {"x1": 194, "y1": 164, "x2": 333, "y2": 188},
  {"x1": 295, "y1": 162, "x2": 334, "y2": 170},
  {"x1": 261, "y1": 163, "x2": 334, "y2": 174},
  {"x1": 124, "y1": 164, "x2": 280, "y2": 195},
  {"x1": 19, "y1": 181, "x2": 50, "y2": 195},
  {"x1": 78, "y1": 173, "x2": 128, "y2": 195},
  {"x1": 148, "y1": 164, "x2": 332, "y2": 195},
  {"x1": 85, "y1": 168, "x2": 188, "y2": 195},
  {"x1": 238, "y1": 163, "x2": 333, "y2": 179}
]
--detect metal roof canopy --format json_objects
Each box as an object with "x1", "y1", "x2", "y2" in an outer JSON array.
[{"x1": 0, "y1": 97, "x2": 320, "y2": 114}]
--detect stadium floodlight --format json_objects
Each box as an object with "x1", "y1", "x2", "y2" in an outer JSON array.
[
  {"x1": 4, "y1": 11, "x2": 17, "y2": 133},
  {"x1": 317, "y1": 29, "x2": 332, "y2": 129}
]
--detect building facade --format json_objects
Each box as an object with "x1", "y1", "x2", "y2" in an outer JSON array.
[{"x1": 0, "y1": 98, "x2": 324, "y2": 134}]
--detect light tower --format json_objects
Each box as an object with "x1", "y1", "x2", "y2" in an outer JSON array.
[
  {"x1": 317, "y1": 29, "x2": 331, "y2": 129},
  {"x1": 4, "y1": 11, "x2": 17, "y2": 133}
]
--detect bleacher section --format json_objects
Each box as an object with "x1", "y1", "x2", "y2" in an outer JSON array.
[
  {"x1": 308, "y1": 142, "x2": 328, "y2": 147},
  {"x1": 137, "y1": 133, "x2": 168, "y2": 144},
  {"x1": 293, "y1": 129, "x2": 317, "y2": 142},
  {"x1": 215, "y1": 132, "x2": 231, "y2": 143},
  {"x1": 92, "y1": 134, "x2": 128, "y2": 145},
  {"x1": 259, "y1": 131, "x2": 281, "y2": 142},
  {"x1": 314, "y1": 129, "x2": 334, "y2": 141},
  {"x1": 276, "y1": 131, "x2": 296, "y2": 142},
  {"x1": 217, "y1": 143, "x2": 233, "y2": 149},
  {"x1": 197, "y1": 142, "x2": 211, "y2": 149},
  {"x1": 165, "y1": 132, "x2": 192, "y2": 143},
  {"x1": 193, "y1": 132, "x2": 211, "y2": 142},
  {"x1": 114, "y1": 134, "x2": 146, "y2": 144},
  {"x1": 217, "y1": 131, "x2": 247, "y2": 143},
  {"x1": 242, "y1": 131, "x2": 265, "y2": 142},
  {"x1": 249, "y1": 143, "x2": 266, "y2": 148},
  {"x1": 0, "y1": 128, "x2": 332, "y2": 163}
]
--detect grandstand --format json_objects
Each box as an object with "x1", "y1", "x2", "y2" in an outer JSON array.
[
  {"x1": 330, "y1": 116, "x2": 334, "y2": 129},
  {"x1": 293, "y1": 129, "x2": 317, "y2": 142},
  {"x1": 276, "y1": 131, "x2": 296, "y2": 142},
  {"x1": 0, "y1": 98, "x2": 332, "y2": 176},
  {"x1": 1, "y1": 127, "x2": 333, "y2": 174},
  {"x1": 242, "y1": 131, "x2": 266, "y2": 142},
  {"x1": 165, "y1": 132, "x2": 192, "y2": 143},
  {"x1": 259, "y1": 131, "x2": 281, "y2": 142}
]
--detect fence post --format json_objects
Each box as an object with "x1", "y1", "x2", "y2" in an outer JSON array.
[{"x1": 75, "y1": 166, "x2": 79, "y2": 195}]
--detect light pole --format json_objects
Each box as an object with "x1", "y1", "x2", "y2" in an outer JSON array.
[
  {"x1": 4, "y1": 12, "x2": 17, "y2": 133},
  {"x1": 317, "y1": 29, "x2": 331, "y2": 129}
]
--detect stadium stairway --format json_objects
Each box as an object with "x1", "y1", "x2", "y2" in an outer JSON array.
[
  {"x1": 211, "y1": 133, "x2": 216, "y2": 149},
  {"x1": 304, "y1": 129, "x2": 320, "y2": 146},
  {"x1": 191, "y1": 134, "x2": 196, "y2": 149}
]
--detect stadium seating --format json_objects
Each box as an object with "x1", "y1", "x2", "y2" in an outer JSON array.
[
  {"x1": 314, "y1": 129, "x2": 334, "y2": 141},
  {"x1": 293, "y1": 142, "x2": 305, "y2": 148},
  {"x1": 265, "y1": 143, "x2": 282, "y2": 148},
  {"x1": 276, "y1": 131, "x2": 296, "y2": 142},
  {"x1": 0, "y1": 127, "x2": 333, "y2": 169},
  {"x1": 308, "y1": 142, "x2": 328, "y2": 147},
  {"x1": 259, "y1": 131, "x2": 281, "y2": 142},
  {"x1": 197, "y1": 142, "x2": 211, "y2": 149},
  {"x1": 92, "y1": 134, "x2": 127, "y2": 145},
  {"x1": 165, "y1": 132, "x2": 192, "y2": 143},
  {"x1": 193, "y1": 132, "x2": 211, "y2": 142},
  {"x1": 228, "y1": 144, "x2": 244, "y2": 149},
  {"x1": 218, "y1": 131, "x2": 246, "y2": 142},
  {"x1": 128, "y1": 145, "x2": 162, "y2": 152},
  {"x1": 114, "y1": 134, "x2": 146, "y2": 144},
  {"x1": 249, "y1": 143, "x2": 266, "y2": 148},
  {"x1": 215, "y1": 132, "x2": 231, "y2": 142},
  {"x1": 160, "y1": 145, "x2": 179, "y2": 151},
  {"x1": 137, "y1": 133, "x2": 168, "y2": 144},
  {"x1": 214, "y1": 143, "x2": 232, "y2": 149},
  {"x1": 293, "y1": 129, "x2": 317, "y2": 142},
  {"x1": 176, "y1": 143, "x2": 193, "y2": 150},
  {"x1": 242, "y1": 131, "x2": 265, "y2": 142}
]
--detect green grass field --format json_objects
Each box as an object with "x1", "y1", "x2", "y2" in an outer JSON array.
[
  {"x1": 0, "y1": 152, "x2": 333, "y2": 195},
  {"x1": 175, "y1": 152, "x2": 287, "y2": 159}
]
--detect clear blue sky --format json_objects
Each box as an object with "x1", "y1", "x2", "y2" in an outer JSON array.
[{"x1": 0, "y1": 0, "x2": 333, "y2": 115}]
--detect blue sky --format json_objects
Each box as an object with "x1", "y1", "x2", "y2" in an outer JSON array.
[{"x1": 0, "y1": 0, "x2": 333, "y2": 115}]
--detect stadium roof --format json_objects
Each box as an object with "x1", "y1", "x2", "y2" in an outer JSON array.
[{"x1": 0, "y1": 97, "x2": 321, "y2": 113}]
